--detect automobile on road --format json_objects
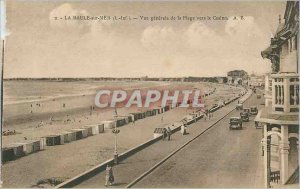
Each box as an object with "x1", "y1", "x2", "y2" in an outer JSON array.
[
  {"x1": 240, "y1": 111, "x2": 249, "y2": 122},
  {"x1": 250, "y1": 106, "x2": 258, "y2": 115},
  {"x1": 257, "y1": 94, "x2": 261, "y2": 99},
  {"x1": 243, "y1": 108, "x2": 251, "y2": 116},
  {"x1": 229, "y1": 117, "x2": 243, "y2": 130},
  {"x1": 236, "y1": 103, "x2": 243, "y2": 110}
]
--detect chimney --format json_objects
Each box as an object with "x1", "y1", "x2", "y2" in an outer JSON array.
[{"x1": 279, "y1": 14, "x2": 281, "y2": 24}]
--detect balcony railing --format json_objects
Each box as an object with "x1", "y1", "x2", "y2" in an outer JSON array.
[{"x1": 272, "y1": 73, "x2": 299, "y2": 113}]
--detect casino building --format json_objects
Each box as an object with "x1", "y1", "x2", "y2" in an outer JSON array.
[{"x1": 257, "y1": 1, "x2": 299, "y2": 187}]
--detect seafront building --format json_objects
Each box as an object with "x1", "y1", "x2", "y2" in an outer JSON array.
[
  {"x1": 227, "y1": 70, "x2": 248, "y2": 85},
  {"x1": 258, "y1": 1, "x2": 299, "y2": 187},
  {"x1": 248, "y1": 74, "x2": 265, "y2": 87}
]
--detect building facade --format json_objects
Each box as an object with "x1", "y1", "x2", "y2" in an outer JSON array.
[
  {"x1": 227, "y1": 70, "x2": 248, "y2": 85},
  {"x1": 258, "y1": 1, "x2": 299, "y2": 187},
  {"x1": 248, "y1": 74, "x2": 265, "y2": 87}
]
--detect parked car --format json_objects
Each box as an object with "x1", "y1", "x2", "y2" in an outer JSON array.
[
  {"x1": 250, "y1": 106, "x2": 258, "y2": 115},
  {"x1": 236, "y1": 103, "x2": 243, "y2": 110},
  {"x1": 240, "y1": 111, "x2": 249, "y2": 122},
  {"x1": 257, "y1": 94, "x2": 261, "y2": 99},
  {"x1": 229, "y1": 117, "x2": 243, "y2": 130},
  {"x1": 255, "y1": 121, "x2": 262, "y2": 129},
  {"x1": 243, "y1": 108, "x2": 251, "y2": 116}
]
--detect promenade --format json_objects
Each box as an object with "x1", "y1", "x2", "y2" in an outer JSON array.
[{"x1": 74, "y1": 90, "x2": 262, "y2": 188}]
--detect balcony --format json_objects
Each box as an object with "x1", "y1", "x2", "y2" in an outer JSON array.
[{"x1": 271, "y1": 73, "x2": 299, "y2": 113}]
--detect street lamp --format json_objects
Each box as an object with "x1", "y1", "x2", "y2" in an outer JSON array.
[{"x1": 112, "y1": 108, "x2": 120, "y2": 164}]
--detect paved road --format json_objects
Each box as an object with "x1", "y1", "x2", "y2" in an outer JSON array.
[
  {"x1": 134, "y1": 91, "x2": 265, "y2": 188},
  {"x1": 74, "y1": 90, "x2": 259, "y2": 188}
]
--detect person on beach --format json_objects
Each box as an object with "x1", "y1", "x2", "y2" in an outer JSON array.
[{"x1": 105, "y1": 164, "x2": 114, "y2": 186}]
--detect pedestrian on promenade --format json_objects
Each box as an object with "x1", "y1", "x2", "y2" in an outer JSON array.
[
  {"x1": 207, "y1": 111, "x2": 210, "y2": 120},
  {"x1": 162, "y1": 128, "x2": 167, "y2": 141},
  {"x1": 105, "y1": 164, "x2": 114, "y2": 186},
  {"x1": 181, "y1": 124, "x2": 186, "y2": 135},
  {"x1": 161, "y1": 116, "x2": 164, "y2": 122},
  {"x1": 167, "y1": 127, "x2": 172, "y2": 141}
]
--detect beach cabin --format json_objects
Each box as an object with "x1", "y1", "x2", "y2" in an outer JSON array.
[
  {"x1": 59, "y1": 132, "x2": 73, "y2": 143},
  {"x1": 159, "y1": 106, "x2": 165, "y2": 113},
  {"x1": 42, "y1": 135, "x2": 61, "y2": 146},
  {"x1": 2, "y1": 147, "x2": 15, "y2": 162},
  {"x1": 39, "y1": 138, "x2": 46, "y2": 150},
  {"x1": 125, "y1": 115, "x2": 133, "y2": 123},
  {"x1": 81, "y1": 126, "x2": 93, "y2": 136},
  {"x1": 71, "y1": 128, "x2": 88, "y2": 139},
  {"x1": 141, "y1": 111, "x2": 146, "y2": 119},
  {"x1": 16, "y1": 140, "x2": 41, "y2": 155},
  {"x1": 153, "y1": 108, "x2": 161, "y2": 114},
  {"x1": 98, "y1": 124, "x2": 104, "y2": 133},
  {"x1": 123, "y1": 117, "x2": 129, "y2": 124},
  {"x1": 129, "y1": 114, "x2": 134, "y2": 122},
  {"x1": 145, "y1": 110, "x2": 152, "y2": 117},
  {"x1": 86, "y1": 125, "x2": 99, "y2": 135},
  {"x1": 101, "y1": 120, "x2": 116, "y2": 129},
  {"x1": 130, "y1": 113, "x2": 141, "y2": 121},
  {"x1": 70, "y1": 129, "x2": 83, "y2": 140},
  {"x1": 116, "y1": 118, "x2": 126, "y2": 127},
  {"x1": 7, "y1": 143, "x2": 25, "y2": 157}
]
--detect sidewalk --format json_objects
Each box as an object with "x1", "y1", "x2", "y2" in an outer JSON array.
[{"x1": 74, "y1": 99, "x2": 240, "y2": 188}]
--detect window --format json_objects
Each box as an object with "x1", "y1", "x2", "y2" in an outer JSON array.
[
  {"x1": 290, "y1": 84, "x2": 299, "y2": 105},
  {"x1": 275, "y1": 85, "x2": 278, "y2": 104},
  {"x1": 290, "y1": 85, "x2": 294, "y2": 105}
]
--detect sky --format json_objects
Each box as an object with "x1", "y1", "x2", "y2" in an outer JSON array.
[{"x1": 3, "y1": 0, "x2": 287, "y2": 78}]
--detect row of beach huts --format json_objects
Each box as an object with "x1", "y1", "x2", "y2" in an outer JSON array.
[
  {"x1": 1, "y1": 100, "x2": 193, "y2": 163},
  {"x1": 2, "y1": 87, "x2": 224, "y2": 163}
]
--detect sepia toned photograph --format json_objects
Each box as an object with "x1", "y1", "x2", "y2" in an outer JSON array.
[{"x1": 0, "y1": 0, "x2": 299, "y2": 188}]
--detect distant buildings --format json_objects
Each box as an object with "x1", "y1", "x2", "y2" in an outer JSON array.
[
  {"x1": 257, "y1": 1, "x2": 299, "y2": 187},
  {"x1": 248, "y1": 74, "x2": 265, "y2": 87},
  {"x1": 227, "y1": 70, "x2": 248, "y2": 85}
]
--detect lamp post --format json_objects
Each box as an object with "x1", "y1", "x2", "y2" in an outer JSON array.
[{"x1": 112, "y1": 108, "x2": 120, "y2": 164}]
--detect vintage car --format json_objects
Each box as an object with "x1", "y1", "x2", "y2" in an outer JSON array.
[
  {"x1": 240, "y1": 111, "x2": 250, "y2": 122},
  {"x1": 243, "y1": 108, "x2": 251, "y2": 116},
  {"x1": 229, "y1": 117, "x2": 243, "y2": 130},
  {"x1": 236, "y1": 103, "x2": 243, "y2": 110},
  {"x1": 255, "y1": 121, "x2": 263, "y2": 129},
  {"x1": 257, "y1": 94, "x2": 261, "y2": 99},
  {"x1": 250, "y1": 106, "x2": 258, "y2": 115}
]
